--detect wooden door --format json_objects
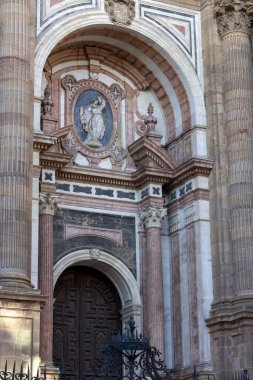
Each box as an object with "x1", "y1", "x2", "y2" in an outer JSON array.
[{"x1": 53, "y1": 266, "x2": 122, "y2": 380}]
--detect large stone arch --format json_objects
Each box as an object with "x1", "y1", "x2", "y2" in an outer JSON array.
[
  {"x1": 34, "y1": 14, "x2": 206, "y2": 127},
  {"x1": 53, "y1": 249, "x2": 142, "y2": 324}
]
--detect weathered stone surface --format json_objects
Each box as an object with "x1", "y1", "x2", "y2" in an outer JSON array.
[
  {"x1": 0, "y1": 0, "x2": 35, "y2": 288},
  {"x1": 53, "y1": 209, "x2": 136, "y2": 275}
]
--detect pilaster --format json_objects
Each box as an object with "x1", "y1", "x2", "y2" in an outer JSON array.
[
  {"x1": 138, "y1": 206, "x2": 166, "y2": 354},
  {"x1": 39, "y1": 193, "x2": 59, "y2": 365}
]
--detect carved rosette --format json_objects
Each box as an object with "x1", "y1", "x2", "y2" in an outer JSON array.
[
  {"x1": 138, "y1": 206, "x2": 167, "y2": 229},
  {"x1": 105, "y1": 0, "x2": 135, "y2": 26},
  {"x1": 214, "y1": 0, "x2": 253, "y2": 37},
  {"x1": 39, "y1": 192, "x2": 60, "y2": 215}
]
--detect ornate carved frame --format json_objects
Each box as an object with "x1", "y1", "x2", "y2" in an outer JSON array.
[{"x1": 61, "y1": 75, "x2": 123, "y2": 160}]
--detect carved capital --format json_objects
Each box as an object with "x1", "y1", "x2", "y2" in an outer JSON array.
[
  {"x1": 214, "y1": 0, "x2": 253, "y2": 37},
  {"x1": 138, "y1": 206, "x2": 167, "y2": 229},
  {"x1": 39, "y1": 192, "x2": 59, "y2": 215}
]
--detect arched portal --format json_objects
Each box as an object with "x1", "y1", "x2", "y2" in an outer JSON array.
[{"x1": 53, "y1": 265, "x2": 122, "y2": 380}]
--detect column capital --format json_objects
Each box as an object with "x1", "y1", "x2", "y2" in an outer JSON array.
[
  {"x1": 138, "y1": 206, "x2": 167, "y2": 229},
  {"x1": 39, "y1": 192, "x2": 59, "y2": 216},
  {"x1": 214, "y1": 0, "x2": 253, "y2": 37}
]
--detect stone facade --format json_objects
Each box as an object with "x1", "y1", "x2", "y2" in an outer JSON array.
[{"x1": 0, "y1": 0, "x2": 252, "y2": 378}]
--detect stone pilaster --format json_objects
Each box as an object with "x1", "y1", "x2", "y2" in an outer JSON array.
[
  {"x1": 39, "y1": 193, "x2": 59, "y2": 365},
  {"x1": 138, "y1": 206, "x2": 166, "y2": 354},
  {"x1": 0, "y1": 0, "x2": 35, "y2": 288},
  {"x1": 207, "y1": 2, "x2": 253, "y2": 374}
]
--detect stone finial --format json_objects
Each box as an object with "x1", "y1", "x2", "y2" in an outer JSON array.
[
  {"x1": 105, "y1": 0, "x2": 135, "y2": 26},
  {"x1": 41, "y1": 84, "x2": 54, "y2": 116},
  {"x1": 214, "y1": 0, "x2": 253, "y2": 37},
  {"x1": 42, "y1": 70, "x2": 54, "y2": 116},
  {"x1": 138, "y1": 206, "x2": 167, "y2": 229},
  {"x1": 144, "y1": 103, "x2": 157, "y2": 133},
  {"x1": 39, "y1": 192, "x2": 60, "y2": 215}
]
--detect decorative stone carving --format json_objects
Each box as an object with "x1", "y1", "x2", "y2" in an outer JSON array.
[
  {"x1": 214, "y1": 0, "x2": 253, "y2": 37},
  {"x1": 42, "y1": 70, "x2": 54, "y2": 116},
  {"x1": 109, "y1": 83, "x2": 125, "y2": 100},
  {"x1": 138, "y1": 206, "x2": 167, "y2": 229},
  {"x1": 144, "y1": 103, "x2": 157, "y2": 134},
  {"x1": 61, "y1": 74, "x2": 77, "y2": 91},
  {"x1": 89, "y1": 248, "x2": 102, "y2": 260},
  {"x1": 105, "y1": 0, "x2": 135, "y2": 26},
  {"x1": 110, "y1": 143, "x2": 127, "y2": 162},
  {"x1": 39, "y1": 192, "x2": 60, "y2": 215}
]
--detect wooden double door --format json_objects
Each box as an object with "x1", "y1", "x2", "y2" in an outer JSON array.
[{"x1": 53, "y1": 266, "x2": 122, "y2": 380}]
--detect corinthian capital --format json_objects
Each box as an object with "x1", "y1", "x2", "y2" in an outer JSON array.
[
  {"x1": 138, "y1": 206, "x2": 167, "y2": 229},
  {"x1": 214, "y1": 0, "x2": 253, "y2": 37},
  {"x1": 39, "y1": 192, "x2": 59, "y2": 215}
]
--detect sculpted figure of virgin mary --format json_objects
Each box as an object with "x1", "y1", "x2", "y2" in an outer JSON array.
[{"x1": 80, "y1": 96, "x2": 106, "y2": 147}]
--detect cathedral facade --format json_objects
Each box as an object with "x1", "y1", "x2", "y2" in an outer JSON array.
[{"x1": 0, "y1": 0, "x2": 253, "y2": 378}]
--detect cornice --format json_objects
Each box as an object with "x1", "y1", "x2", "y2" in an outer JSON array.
[
  {"x1": 54, "y1": 157, "x2": 212, "y2": 189},
  {"x1": 33, "y1": 133, "x2": 56, "y2": 151},
  {"x1": 35, "y1": 133, "x2": 213, "y2": 189},
  {"x1": 40, "y1": 151, "x2": 73, "y2": 169}
]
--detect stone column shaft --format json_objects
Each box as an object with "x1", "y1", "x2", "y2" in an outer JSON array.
[
  {"x1": 39, "y1": 193, "x2": 59, "y2": 365},
  {"x1": 138, "y1": 206, "x2": 166, "y2": 354},
  {"x1": 146, "y1": 226, "x2": 165, "y2": 352},
  {"x1": 139, "y1": 228, "x2": 147, "y2": 332},
  {"x1": 215, "y1": 1, "x2": 253, "y2": 295},
  {"x1": 0, "y1": 0, "x2": 34, "y2": 287}
]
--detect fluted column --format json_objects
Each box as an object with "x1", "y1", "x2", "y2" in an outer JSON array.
[
  {"x1": 0, "y1": 0, "x2": 35, "y2": 288},
  {"x1": 215, "y1": 0, "x2": 253, "y2": 295},
  {"x1": 138, "y1": 206, "x2": 166, "y2": 353},
  {"x1": 39, "y1": 193, "x2": 59, "y2": 365}
]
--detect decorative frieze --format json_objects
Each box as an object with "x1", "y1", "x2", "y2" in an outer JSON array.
[
  {"x1": 39, "y1": 193, "x2": 59, "y2": 215},
  {"x1": 138, "y1": 206, "x2": 167, "y2": 229},
  {"x1": 214, "y1": 0, "x2": 253, "y2": 37},
  {"x1": 56, "y1": 181, "x2": 162, "y2": 202}
]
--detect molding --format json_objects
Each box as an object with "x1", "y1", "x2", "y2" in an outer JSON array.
[
  {"x1": 128, "y1": 134, "x2": 176, "y2": 170},
  {"x1": 53, "y1": 249, "x2": 141, "y2": 309}
]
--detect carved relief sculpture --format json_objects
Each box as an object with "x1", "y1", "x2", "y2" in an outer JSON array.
[
  {"x1": 105, "y1": 0, "x2": 135, "y2": 26},
  {"x1": 74, "y1": 89, "x2": 114, "y2": 149},
  {"x1": 80, "y1": 96, "x2": 106, "y2": 147}
]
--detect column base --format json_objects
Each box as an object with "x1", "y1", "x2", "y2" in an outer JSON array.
[
  {"x1": 0, "y1": 276, "x2": 34, "y2": 291},
  {"x1": 0, "y1": 290, "x2": 46, "y2": 370},
  {"x1": 39, "y1": 364, "x2": 59, "y2": 380},
  {"x1": 172, "y1": 362, "x2": 214, "y2": 380},
  {"x1": 206, "y1": 297, "x2": 253, "y2": 376}
]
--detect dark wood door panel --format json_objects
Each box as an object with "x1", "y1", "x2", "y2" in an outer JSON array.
[{"x1": 53, "y1": 266, "x2": 121, "y2": 380}]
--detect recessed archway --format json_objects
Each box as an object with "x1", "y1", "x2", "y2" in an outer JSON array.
[
  {"x1": 35, "y1": 17, "x2": 206, "y2": 129},
  {"x1": 53, "y1": 249, "x2": 142, "y2": 322}
]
